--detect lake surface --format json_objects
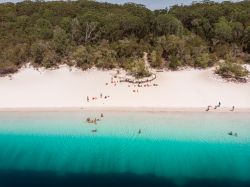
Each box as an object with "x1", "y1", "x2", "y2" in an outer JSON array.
[{"x1": 0, "y1": 111, "x2": 250, "y2": 187}]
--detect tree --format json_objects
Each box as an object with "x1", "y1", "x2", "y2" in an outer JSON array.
[
  {"x1": 71, "y1": 18, "x2": 82, "y2": 44},
  {"x1": 149, "y1": 50, "x2": 163, "y2": 68},
  {"x1": 60, "y1": 17, "x2": 72, "y2": 33},
  {"x1": 155, "y1": 14, "x2": 183, "y2": 36},
  {"x1": 214, "y1": 17, "x2": 232, "y2": 42},
  {"x1": 83, "y1": 22, "x2": 98, "y2": 43},
  {"x1": 72, "y1": 46, "x2": 92, "y2": 70},
  {"x1": 52, "y1": 27, "x2": 69, "y2": 55},
  {"x1": 35, "y1": 18, "x2": 53, "y2": 40},
  {"x1": 31, "y1": 41, "x2": 47, "y2": 64},
  {"x1": 231, "y1": 21, "x2": 244, "y2": 43},
  {"x1": 243, "y1": 26, "x2": 250, "y2": 53}
]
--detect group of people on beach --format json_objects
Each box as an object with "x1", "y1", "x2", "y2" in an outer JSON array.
[
  {"x1": 206, "y1": 102, "x2": 235, "y2": 112},
  {"x1": 205, "y1": 102, "x2": 238, "y2": 137},
  {"x1": 87, "y1": 94, "x2": 110, "y2": 102},
  {"x1": 104, "y1": 71, "x2": 159, "y2": 95}
]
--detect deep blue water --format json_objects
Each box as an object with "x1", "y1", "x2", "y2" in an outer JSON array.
[{"x1": 0, "y1": 111, "x2": 250, "y2": 187}]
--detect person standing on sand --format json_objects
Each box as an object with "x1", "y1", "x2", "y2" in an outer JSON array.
[
  {"x1": 100, "y1": 93, "x2": 102, "y2": 98},
  {"x1": 87, "y1": 96, "x2": 89, "y2": 102},
  {"x1": 231, "y1": 106, "x2": 235, "y2": 112}
]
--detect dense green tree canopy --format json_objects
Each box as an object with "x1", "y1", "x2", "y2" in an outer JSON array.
[{"x1": 0, "y1": 0, "x2": 249, "y2": 78}]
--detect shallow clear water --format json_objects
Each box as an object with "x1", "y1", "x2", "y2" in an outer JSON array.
[{"x1": 0, "y1": 111, "x2": 250, "y2": 187}]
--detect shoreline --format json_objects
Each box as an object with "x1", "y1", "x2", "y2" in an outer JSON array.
[{"x1": 0, "y1": 107, "x2": 250, "y2": 113}]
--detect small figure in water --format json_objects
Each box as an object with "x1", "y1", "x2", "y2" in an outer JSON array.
[
  {"x1": 228, "y1": 131, "x2": 238, "y2": 137},
  {"x1": 92, "y1": 129, "x2": 97, "y2": 133},
  {"x1": 228, "y1": 131, "x2": 233, "y2": 136},
  {"x1": 86, "y1": 117, "x2": 91, "y2": 123},
  {"x1": 138, "y1": 129, "x2": 141, "y2": 134},
  {"x1": 101, "y1": 113, "x2": 104, "y2": 118}
]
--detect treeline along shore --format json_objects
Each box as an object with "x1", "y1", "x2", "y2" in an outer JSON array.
[{"x1": 0, "y1": 0, "x2": 250, "y2": 81}]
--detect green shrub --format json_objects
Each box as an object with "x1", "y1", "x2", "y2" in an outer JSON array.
[
  {"x1": 31, "y1": 42, "x2": 47, "y2": 65},
  {"x1": 126, "y1": 58, "x2": 151, "y2": 78},
  {"x1": 42, "y1": 51, "x2": 59, "y2": 68},
  {"x1": 169, "y1": 55, "x2": 182, "y2": 70},
  {"x1": 0, "y1": 62, "x2": 18, "y2": 76},
  {"x1": 149, "y1": 50, "x2": 163, "y2": 68},
  {"x1": 72, "y1": 46, "x2": 92, "y2": 70},
  {"x1": 216, "y1": 63, "x2": 249, "y2": 79},
  {"x1": 194, "y1": 53, "x2": 213, "y2": 68}
]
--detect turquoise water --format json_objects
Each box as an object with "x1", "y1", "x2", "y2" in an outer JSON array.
[{"x1": 0, "y1": 111, "x2": 250, "y2": 187}]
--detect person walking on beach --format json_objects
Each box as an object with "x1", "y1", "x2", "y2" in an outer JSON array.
[
  {"x1": 231, "y1": 106, "x2": 235, "y2": 112},
  {"x1": 100, "y1": 93, "x2": 102, "y2": 98},
  {"x1": 206, "y1": 105, "x2": 212, "y2": 111},
  {"x1": 87, "y1": 96, "x2": 89, "y2": 102}
]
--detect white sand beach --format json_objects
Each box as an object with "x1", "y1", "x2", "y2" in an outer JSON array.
[{"x1": 0, "y1": 64, "x2": 250, "y2": 111}]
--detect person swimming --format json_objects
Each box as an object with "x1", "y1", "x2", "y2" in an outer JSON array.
[
  {"x1": 228, "y1": 131, "x2": 238, "y2": 137},
  {"x1": 228, "y1": 131, "x2": 233, "y2": 136}
]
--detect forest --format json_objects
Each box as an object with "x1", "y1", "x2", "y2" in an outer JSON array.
[{"x1": 0, "y1": 0, "x2": 250, "y2": 79}]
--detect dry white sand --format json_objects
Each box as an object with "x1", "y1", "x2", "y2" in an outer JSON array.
[{"x1": 0, "y1": 64, "x2": 250, "y2": 111}]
